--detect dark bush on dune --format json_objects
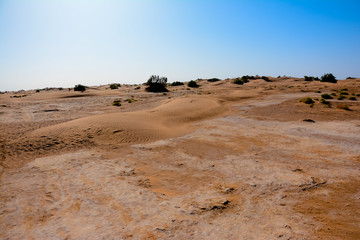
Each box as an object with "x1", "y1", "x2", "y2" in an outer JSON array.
[
  {"x1": 74, "y1": 84, "x2": 86, "y2": 92},
  {"x1": 304, "y1": 76, "x2": 319, "y2": 81},
  {"x1": 299, "y1": 97, "x2": 314, "y2": 104},
  {"x1": 170, "y1": 81, "x2": 184, "y2": 86},
  {"x1": 110, "y1": 83, "x2": 121, "y2": 89},
  {"x1": 188, "y1": 80, "x2": 199, "y2": 88},
  {"x1": 145, "y1": 75, "x2": 168, "y2": 92},
  {"x1": 233, "y1": 78, "x2": 244, "y2": 85},
  {"x1": 261, "y1": 76, "x2": 271, "y2": 82},
  {"x1": 320, "y1": 73, "x2": 337, "y2": 83},
  {"x1": 242, "y1": 75, "x2": 256, "y2": 80},
  {"x1": 241, "y1": 76, "x2": 249, "y2": 83},
  {"x1": 207, "y1": 78, "x2": 221, "y2": 82},
  {"x1": 321, "y1": 93, "x2": 333, "y2": 99},
  {"x1": 304, "y1": 76, "x2": 312, "y2": 81},
  {"x1": 240, "y1": 75, "x2": 270, "y2": 81}
]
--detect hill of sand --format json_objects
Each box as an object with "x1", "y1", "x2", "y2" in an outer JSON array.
[{"x1": 1, "y1": 78, "x2": 360, "y2": 239}]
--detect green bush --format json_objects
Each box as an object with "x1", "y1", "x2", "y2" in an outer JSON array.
[
  {"x1": 112, "y1": 100, "x2": 121, "y2": 106},
  {"x1": 233, "y1": 78, "x2": 244, "y2": 85},
  {"x1": 299, "y1": 97, "x2": 314, "y2": 104},
  {"x1": 348, "y1": 96, "x2": 357, "y2": 100},
  {"x1": 74, "y1": 84, "x2": 86, "y2": 92},
  {"x1": 320, "y1": 73, "x2": 337, "y2": 83},
  {"x1": 188, "y1": 80, "x2": 199, "y2": 88},
  {"x1": 330, "y1": 93, "x2": 336, "y2": 96},
  {"x1": 145, "y1": 75, "x2": 168, "y2": 92},
  {"x1": 127, "y1": 99, "x2": 137, "y2": 103},
  {"x1": 340, "y1": 91, "x2": 349, "y2": 95},
  {"x1": 337, "y1": 95, "x2": 345, "y2": 100},
  {"x1": 304, "y1": 76, "x2": 320, "y2": 81},
  {"x1": 241, "y1": 77, "x2": 249, "y2": 83},
  {"x1": 170, "y1": 81, "x2": 184, "y2": 86},
  {"x1": 110, "y1": 83, "x2": 121, "y2": 89},
  {"x1": 321, "y1": 93, "x2": 333, "y2": 99},
  {"x1": 237, "y1": 75, "x2": 257, "y2": 82}
]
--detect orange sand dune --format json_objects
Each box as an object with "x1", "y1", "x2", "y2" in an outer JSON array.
[{"x1": 29, "y1": 95, "x2": 227, "y2": 145}]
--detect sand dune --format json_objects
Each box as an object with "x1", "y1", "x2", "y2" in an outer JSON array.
[
  {"x1": 1, "y1": 77, "x2": 360, "y2": 239},
  {"x1": 28, "y1": 95, "x2": 227, "y2": 145}
]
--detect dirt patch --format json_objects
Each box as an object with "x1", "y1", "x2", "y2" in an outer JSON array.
[{"x1": 294, "y1": 179, "x2": 360, "y2": 239}]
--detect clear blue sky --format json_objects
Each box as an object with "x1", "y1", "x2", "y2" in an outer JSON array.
[{"x1": 1, "y1": 0, "x2": 359, "y2": 91}]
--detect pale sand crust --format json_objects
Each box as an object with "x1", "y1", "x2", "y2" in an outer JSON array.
[{"x1": 1, "y1": 78, "x2": 359, "y2": 239}]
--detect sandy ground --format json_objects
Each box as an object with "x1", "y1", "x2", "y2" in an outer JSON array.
[{"x1": 1, "y1": 78, "x2": 360, "y2": 239}]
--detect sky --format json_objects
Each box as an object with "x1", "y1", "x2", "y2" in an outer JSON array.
[{"x1": 0, "y1": 0, "x2": 360, "y2": 91}]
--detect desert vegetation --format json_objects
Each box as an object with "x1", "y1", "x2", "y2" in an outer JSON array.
[
  {"x1": 207, "y1": 78, "x2": 221, "y2": 82},
  {"x1": 10, "y1": 94, "x2": 27, "y2": 98},
  {"x1": 261, "y1": 76, "x2": 271, "y2": 82},
  {"x1": 320, "y1": 73, "x2": 337, "y2": 83},
  {"x1": 110, "y1": 83, "x2": 121, "y2": 89},
  {"x1": 320, "y1": 98, "x2": 331, "y2": 106},
  {"x1": 321, "y1": 93, "x2": 333, "y2": 99},
  {"x1": 233, "y1": 78, "x2": 245, "y2": 85},
  {"x1": 299, "y1": 97, "x2": 314, "y2": 104},
  {"x1": 188, "y1": 80, "x2": 199, "y2": 88},
  {"x1": 112, "y1": 99, "x2": 121, "y2": 106},
  {"x1": 74, "y1": 84, "x2": 86, "y2": 92},
  {"x1": 145, "y1": 75, "x2": 168, "y2": 92},
  {"x1": 170, "y1": 81, "x2": 184, "y2": 86},
  {"x1": 304, "y1": 76, "x2": 319, "y2": 81}
]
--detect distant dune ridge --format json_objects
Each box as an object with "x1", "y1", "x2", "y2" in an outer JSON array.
[{"x1": 1, "y1": 77, "x2": 360, "y2": 239}]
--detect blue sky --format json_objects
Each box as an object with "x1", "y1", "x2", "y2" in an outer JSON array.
[{"x1": 0, "y1": 0, "x2": 359, "y2": 91}]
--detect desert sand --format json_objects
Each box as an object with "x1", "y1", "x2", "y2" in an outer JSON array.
[{"x1": 1, "y1": 77, "x2": 360, "y2": 239}]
